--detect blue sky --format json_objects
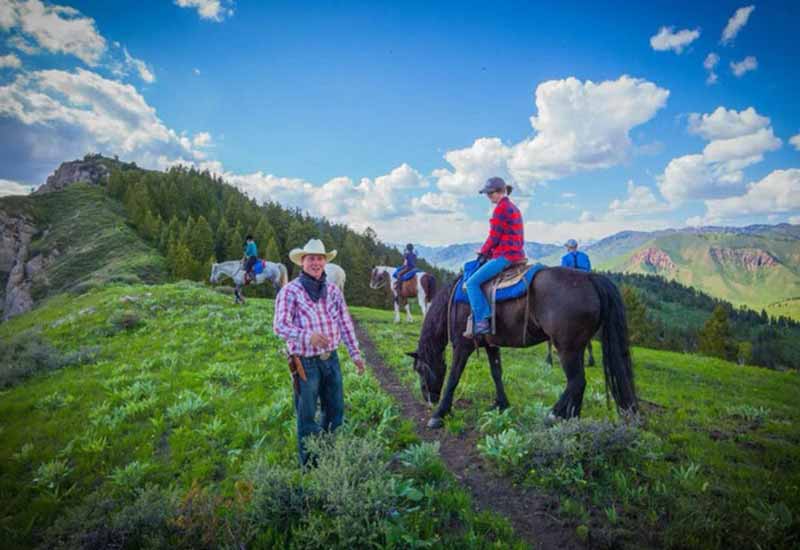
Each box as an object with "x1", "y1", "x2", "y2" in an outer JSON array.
[{"x1": 1, "y1": 0, "x2": 798, "y2": 244}]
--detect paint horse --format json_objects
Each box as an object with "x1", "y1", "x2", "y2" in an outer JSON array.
[
  {"x1": 321, "y1": 263, "x2": 346, "y2": 292},
  {"x1": 369, "y1": 265, "x2": 436, "y2": 323},
  {"x1": 209, "y1": 260, "x2": 288, "y2": 304},
  {"x1": 407, "y1": 265, "x2": 637, "y2": 428}
]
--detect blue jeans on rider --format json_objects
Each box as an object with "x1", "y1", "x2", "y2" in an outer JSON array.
[
  {"x1": 294, "y1": 350, "x2": 344, "y2": 466},
  {"x1": 466, "y1": 257, "x2": 511, "y2": 323}
]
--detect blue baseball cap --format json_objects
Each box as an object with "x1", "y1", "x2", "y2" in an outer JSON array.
[
  {"x1": 565, "y1": 239, "x2": 578, "y2": 248},
  {"x1": 479, "y1": 177, "x2": 513, "y2": 195}
]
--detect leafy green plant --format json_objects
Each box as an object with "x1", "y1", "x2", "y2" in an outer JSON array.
[
  {"x1": 109, "y1": 461, "x2": 151, "y2": 497},
  {"x1": 33, "y1": 458, "x2": 73, "y2": 500},
  {"x1": 725, "y1": 404, "x2": 771, "y2": 424},
  {"x1": 478, "y1": 407, "x2": 515, "y2": 434},
  {"x1": 397, "y1": 441, "x2": 447, "y2": 484},
  {"x1": 478, "y1": 428, "x2": 528, "y2": 471}
]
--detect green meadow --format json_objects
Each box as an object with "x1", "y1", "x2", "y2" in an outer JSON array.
[
  {"x1": 0, "y1": 284, "x2": 521, "y2": 549},
  {"x1": 353, "y1": 306, "x2": 800, "y2": 548}
]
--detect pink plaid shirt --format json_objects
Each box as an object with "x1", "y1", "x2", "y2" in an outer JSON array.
[{"x1": 273, "y1": 279, "x2": 362, "y2": 362}]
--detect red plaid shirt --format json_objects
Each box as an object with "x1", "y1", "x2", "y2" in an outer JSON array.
[
  {"x1": 480, "y1": 196, "x2": 526, "y2": 262},
  {"x1": 273, "y1": 279, "x2": 362, "y2": 362}
]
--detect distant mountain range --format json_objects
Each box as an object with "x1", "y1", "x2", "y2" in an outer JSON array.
[{"x1": 399, "y1": 224, "x2": 800, "y2": 312}]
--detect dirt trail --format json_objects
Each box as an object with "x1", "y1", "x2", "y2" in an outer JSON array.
[{"x1": 354, "y1": 323, "x2": 584, "y2": 550}]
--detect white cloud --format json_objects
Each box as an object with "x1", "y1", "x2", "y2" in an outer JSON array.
[
  {"x1": 122, "y1": 47, "x2": 155, "y2": 83},
  {"x1": 174, "y1": 0, "x2": 234, "y2": 22},
  {"x1": 659, "y1": 107, "x2": 781, "y2": 204},
  {"x1": 721, "y1": 5, "x2": 755, "y2": 45},
  {"x1": 192, "y1": 131, "x2": 212, "y2": 148},
  {"x1": 703, "y1": 52, "x2": 719, "y2": 71},
  {"x1": 6, "y1": 34, "x2": 39, "y2": 54},
  {"x1": 650, "y1": 26, "x2": 700, "y2": 54},
  {"x1": 730, "y1": 56, "x2": 757, "y2": 77},
  {"x1": 433, "y1": 137, "x2": 512, "y2": 195},
  {"x1": 411, "y1": 192, "x2": 461, "y2": 214},
  {"x1": 704, "y1": 169, "x2": 800, "y2": 221},
  {"x1": 0, "y1": 53, "x2": 21, "y2": 69},
  {"x1": 790, "y1": 133, "x2": 800, "y2": 151},
  {"x1": 193, "y1": 68, "x2": 201, "y2": 75},
  {"x1": 0, "y1": 178, "x2": 33, "y2": 197},
  {"x1": 509, "y1": 76, "x2": 669, "y2": 185},
  {"x1": 561, "y1": 192, "x2": 576, "y2": 198},
  {"x1": 608, "y1": 180, "x2": 669, "y2": 217},
  {"x1": 2, "y1": 0, "x2": 106, "y2": 65},
  {"x1": 688, "y1": 106, "x2": 768, "y2": 140},
  {"x1": 703, "y1": 52, "x2": 719, "y2": 85},
  {"x1": 0, "y1": 67, "x2": 204, "y2": 182},
  {"x1": 790, "y1": 215, "x2": 800, "y2": 225}
]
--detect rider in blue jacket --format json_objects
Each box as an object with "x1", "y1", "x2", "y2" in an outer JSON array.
[{"x1": 561, "y1": 239, "x2": 591, "y2": 271}]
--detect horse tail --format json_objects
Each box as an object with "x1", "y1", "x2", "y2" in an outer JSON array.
[
  {"x1": 278, "y1": 263, "x2": 288, "y2": 287},
  {"x1": 423, "y1": 274, "x2": 436, "y2": 304},
  {"x1": 588, "y1": 274, "x2": 638, "y2": 414}
]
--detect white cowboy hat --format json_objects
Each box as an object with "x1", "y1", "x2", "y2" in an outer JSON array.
[{"x1": 289, "y1": 238, "x2": 337, "y2": 266}]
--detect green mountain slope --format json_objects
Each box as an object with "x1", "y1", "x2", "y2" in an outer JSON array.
[
  {"x1": 0, "y1": 184, "x2": 166, "y2": 318},
  {"x1": 540, "y1": 225, "x2": 800, "y2": 310}
]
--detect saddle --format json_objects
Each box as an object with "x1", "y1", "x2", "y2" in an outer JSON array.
[{"x1": 454, "y1": 260, "x2": 547, "y2": 335}]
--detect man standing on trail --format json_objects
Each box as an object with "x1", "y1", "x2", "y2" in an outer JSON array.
[
  {"x1": 561, "y1": 239, "x2": 591, "y2": 271},
  {"x1": 464, "y1": 177, "x2": 526, "y2": 337},
  {"x1": 273, "y1": 238, "x2": 365, "y2": 466},
  {"x1": 243, "y1": 234, "x2": 258, "y2": 283}
]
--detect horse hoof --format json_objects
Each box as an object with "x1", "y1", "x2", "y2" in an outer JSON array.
[
  {"x1": 544, "y1": 412, "x2": 561, "y2": 427},
  {"x1": 427, "y1": 417, "x2": 444, "y2": 429}
]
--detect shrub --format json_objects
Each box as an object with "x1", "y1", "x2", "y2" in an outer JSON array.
[
  {"x1": 0, "y1": 332, "x2": 97, "y2": 389},
  {"x1": 397, "y1": 441, "x2": 447, "y2": 484},
  {"x1": 107, "y1": 309, "x2": 143, "y2": 333}
]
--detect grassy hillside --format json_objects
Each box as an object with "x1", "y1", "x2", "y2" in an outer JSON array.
[
  {"x1": 354, "y1": 307, "x2": 800, "y2": 548},
  {"x1": 767, "y1": 297, "x2": 800, "y2": 322},
  {"x1": 0, "y1": 284, "x2": 521, "y2": 549},
  {"x1": 0, "y1": 184, "x2": 166, "y2": 307}
]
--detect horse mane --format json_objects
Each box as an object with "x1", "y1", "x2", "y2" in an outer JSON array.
[{"x1": 416, "y1": 280, "x2": 452, "y2": 363}]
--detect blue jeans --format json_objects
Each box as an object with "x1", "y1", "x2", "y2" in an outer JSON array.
[
  {"x1": 465, "y1": 257, "x2": 510, "y2": 322},
  {"x1": 294, "y1": 351, "x2": 344, "y2": 466}
]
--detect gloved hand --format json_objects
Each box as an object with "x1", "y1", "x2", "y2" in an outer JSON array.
[{"x1": 476, "y1": 253, "x2": 487, "y2": 265}]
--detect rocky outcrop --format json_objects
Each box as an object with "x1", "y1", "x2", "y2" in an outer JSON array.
[
  {"x1": 34, "y1": 154, "x2": 112, "y2": 194},
  {"x1": 0, "y1": 210, "x2": 36, "y2": 320},
  {"x1": 709, "y1": 247, "x2": 778, "y2": 271},
  {"x1": 629, "y1": 247, "x2": 676, "y2": 273}
]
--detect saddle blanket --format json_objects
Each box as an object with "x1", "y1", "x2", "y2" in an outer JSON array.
[
  {"x1": 454, "y1": 260, "x2": 545, "y2": 304},
  {"x1": 393, "y1": 268, "x2": 419, "y2": 281},
  {"x1": 252, "y1": 259, "x2": 265, "y2": 275}
]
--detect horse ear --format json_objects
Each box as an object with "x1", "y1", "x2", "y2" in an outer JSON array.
[{"x1": 405, "y1": 352, "x2": 418, "y2": 359}]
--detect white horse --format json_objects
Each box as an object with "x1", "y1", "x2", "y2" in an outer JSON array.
[
  {"x1": 323, "y1": 263, "x2": 346, "y2": 292},
  {"x1": 210, "y1": 260, "x2": 288, "y2": 304},
  {"x1": 369, "y1": 265, "x2": 435, "y2": 323}
]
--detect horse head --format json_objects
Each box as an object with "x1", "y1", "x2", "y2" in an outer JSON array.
[
  {"x1": 209, "y1": 263, "x2": 220, "y2": 284},
  {"x1": 369, "y1": 267, "x2": 387, "y2": 289},
  {"x1": 405, "y1": 351, "x2": 443, "y2": 405}
]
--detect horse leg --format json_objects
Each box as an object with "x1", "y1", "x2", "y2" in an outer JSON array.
[
  {"x1": 428, "y1": 346, "x2": 473, "y2": 429},
  {"x1": 486, "y1": 346, "x2": 509, "y2": 411},
  {"x1": 545, "y1": 340, "x2": 553, "y2": 366},
  {"x1": 586, "y1": 339, "x2": 596, "y2": 367},
  {"x1": 405, "y1": 302, "x2": 413, "y2": 322},
  {"x1": 393, "y1": 294, "x2": 400, "y2": 323},
  {"x1": 552, "y1": 348, "x2": 587, "y2": 419},
  {"x1": 418, "y1": 291, "x2": 427, "y2": 320}
]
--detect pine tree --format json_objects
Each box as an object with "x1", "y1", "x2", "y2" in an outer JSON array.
[
  {"x1": 215, "y1": 217, "x2": 229, "y2": 261},
  {"x1": 173, "y1": 242, "x2": 199, "y2": 281},
  {"x1": 264, "y1": 237, "x2": 281, "y2": 266},
  {"x1": 225, "y1": 223, "x2": 244, "y2": 261},
  {"x1": 621, "y1": 285, "x2": 653, "y2": 346},
  {"x1": 188, "y1": 216, "x2": 215, "y2": 262},
  {"x1": 698, "y1": 305, "x2": 737, "y2": 361}
]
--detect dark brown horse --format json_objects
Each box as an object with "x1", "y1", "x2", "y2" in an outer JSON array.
[{"x1": 407, "y1": 267, "x2": 637, "y2": 428}]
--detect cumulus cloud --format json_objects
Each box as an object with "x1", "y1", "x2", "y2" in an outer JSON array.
[
  {"x1": 730, "y1": 56, "x2": 757, "y2": 77},
  {"x1": 192, "y1": 131, "x2": 212, "y2": 148},
  {"x1": 703, "y1": 52, "x2": 719, "y2": 85},
  {"x1": 607, "y1": 180, "x2": 669, "y2": 217},
  {"x1": 0, "y1": 53, "x2": 21, "y2": 69},
  {"x1": 721, "y1": 5, "x2": 755, "y2": 45},
  {"x1": 659, "y1": 106, "x2": 781, "y2": 204},
  {"x1": 193, "y1": 68, "x2": 201, "y2": 75},
  {"x1": 0, "y1": 178, "x2": 33, "y2": 197},
  {"x1": 122, "y1": 47, "x2": 155, "y2": 83},
  {"x1": 411, "y1": 192, "x2": 461, "y2": 214},
  {"x1": 790, "y1": 133, "x2": 800, "y2": 151},
  {"x1": 174, "y1": 0, "x2": 234, "y2": 22},
  {"x1": 650, "y1": 26, "x2": 700, "y2": 54},
  {"x1": 435, "y1": 76, "x2": 669, "y2": 195},
  {"x1": 0, "y1": 67, "x2": 207, "y2": 183},
  {"x1": 703, "y1": 169, "x2": 800, "y2": 221},
  {"x1": 688, "y1": 106, "x2": 769, "y2": 140},
  {"x1": 1, "y1": 0, "x2": 106, "y2": 65}
]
